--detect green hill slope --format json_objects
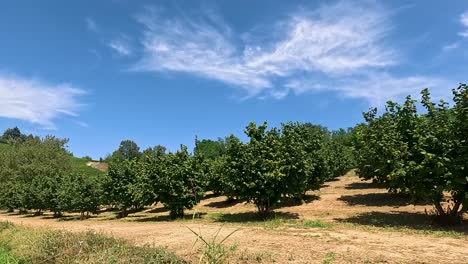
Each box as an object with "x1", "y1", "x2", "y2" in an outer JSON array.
[{"x1": 0, "y1": 142, "x2": 104, "y2": 176}]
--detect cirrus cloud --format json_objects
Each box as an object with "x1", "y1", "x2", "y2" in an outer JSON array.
[
  {"x1": 459, "y1": 10, "x2": 468, "y2": 37},
  {"x1": 0, "y1": 74, "x2": 85, "y2": 129},
  {"x1": 132, "y1": 1, "x2": 456, "y2": 103}
]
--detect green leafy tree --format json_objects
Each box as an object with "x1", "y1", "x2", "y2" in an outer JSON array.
[
  {"x1": 224, "y1": 122, "x2": 285, "y2": 216},
  {"x1": 354, "y1": 86, "x2": 468, "y2": 223},
  {"x1": 118, "y1": 140, "x2": 141, "y2": 160},
  {"x1": 57, "y1": 173, "x2": 103, "y2": 219},
  {"x1": 194, "y1": 138, "x2": 226, "y2": 160},
  {"x1": 0, "y1": 136, "x2": 72, "y2": 215},
  {"x1": 141, "y1": 145, "x2": 166, "y2": 161},
  {"x1": 1, "y1": 127, "x2": 25, "y2": 142},
  {"x1": 281, "y1": 122, "x2": 329, "y2": 200},
  {"x1": 156, "y1": 145, "x2": 206, "y2": 219},
  {"x1": 105, "y1": 159, "x2": 141, "y2": 217}
]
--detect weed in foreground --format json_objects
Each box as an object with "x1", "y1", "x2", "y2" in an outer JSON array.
[
  {"x1": 322, "y1": 251, "x2": 336, "y2": 264},
  {"x1": 187, "y1": 225, "x2": 239, "y2": 264}
]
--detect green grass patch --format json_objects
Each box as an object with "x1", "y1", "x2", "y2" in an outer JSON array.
[
  {"x1": 322, "y1": 251, "x2": 336, "y2": 264},
  {"x1": 70, "y1": 156, "x2": 104, "y2": 176},
  {"x1": 0, "y1": 221, "x2": 186, "y2": 264},
  {"x1": 339, "y1": 222, "x2": 468, "y2": 239},
  {"x1": 302, "y1": 220, "x2": 330, "y2": 228},
  {"x1": 0, "y1": 246, "x2": 24, "y2": 264},
  {"x1": 207, "y1": 212, "x2": 332, "y2": 230}
]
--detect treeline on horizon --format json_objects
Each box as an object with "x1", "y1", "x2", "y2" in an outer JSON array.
[{"x1": 0, "y1": 84, "x2": 467, "y2": 224}]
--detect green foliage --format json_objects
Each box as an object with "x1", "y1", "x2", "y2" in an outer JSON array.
[
  {"x1": 0, "y1": 136, "x2": 72, "y2": 214},
  {"x1": 354, "y1": 85, "x2": 468, "y2": 223},
  {"x1": 220, "y1": 121, "x2": 354, "y2": 215},
  {"x1": 57, "y1": 173, "x2": 103, "y2": 218},
  {"x1": 156, "y1": 146, "x2": 207, "y2": 219},
  {"x1": 281, "y1": 122, "x2": 329, "y2": 199},
  {"x1": 118, "y1": 139, "x2": 141, "y2": 160},
  {"x1": 222, "y1": 122, "x2": 285, "y2": 215},
  {"x1": 105, "y1": 159, "x2": 142, "y2": 217},
  {"x1": 1, "y1": 127, "x2": 26, "y2": 143},
  {"x1": 141, "y1": 145, "x2": 166, "y2": 161},
  {"x1": 194, "y1": 138, "x2": 226, "y2": 160}
]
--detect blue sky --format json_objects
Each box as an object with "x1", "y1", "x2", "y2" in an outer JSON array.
[{"x1": 0, "y1": 0, "x2": 467, "y2": 159}]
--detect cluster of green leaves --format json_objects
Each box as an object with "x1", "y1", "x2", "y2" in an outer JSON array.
[
  {"x1": 105, "y1": 145, "x2": 207, "y2": 219},
  {"x1": 209, "y1": 122, "x2": 355, "y2": 216},
  {"x1": 0, "y1": 129, "x2": 104, "y2": 218},
  {"x1": 354, "y1": 84, "x2": 468, "y2": 223},
  {"x1": 0, "y1": 127, "x2": 26, "y2": 143}
]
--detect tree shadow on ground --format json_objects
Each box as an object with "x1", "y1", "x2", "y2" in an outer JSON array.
[
  {"x1": 339, "y1": 193, "x2": 431, "y2": 207},
  {"x1": 344, "y1": 181, "x2": 386, "y2": 190},
  {"x1": 204, "y1": 199, "x2": 244, "y2": 209},
  {"x1": 325, "y1": 177, "x2": 340, "y2": 182},
  {"x1": 213, "y1": 211, "x2": 299, "y2": 223},
  {"x1": 40, "y1": 215, "x2": 74, "y2": 221},
  {"x1": 133, "y1": 212, "x2": 207, "y2": 222},
  {"x1": 46, "y1": 215, "x2": 100, "y2": 221},
  {"x1": 147, "y1": 206, "x2": 169, "y2": 214},
  {"x1": 273, "y1": 195, "x2": 321, "y2": 209},
  {"x1": 336, "y1": 211, "x2": 468, "y2": 235},
  {"x1": 339, "y1": 193, "x2": 415, "y2": 207},
  {"x1": 203, "y1": 192, "x2": 221, "y2": 200}
]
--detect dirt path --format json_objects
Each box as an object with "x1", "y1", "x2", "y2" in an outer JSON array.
[{"x1": 1, "y1": 173, "x2": 467, "y2": 263}]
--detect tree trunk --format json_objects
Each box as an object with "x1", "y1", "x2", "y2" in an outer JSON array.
[
  {"x1": 53, "y1": 211, "x2": 63, "y2": 218},
  {"x1": 256, "y1": 202, "x2": 272, "y2": 220},
  {"x1": 170, "y1": 208, "x2": 184, "y2": 219},
  {"x1": 450, "y1": 200, "x2": 462, "y2": 216},
  {"x1": 433, "y1": 202, "x2": 462, "y2": 225},
  {"x1": 34, "y1": 209, "x2": 43, "y2": 216},
  {"x1": 117, "y1": 208, "x2": 129, "y2": 218}
]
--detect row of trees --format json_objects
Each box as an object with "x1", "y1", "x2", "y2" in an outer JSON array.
[
  {"x1": 354, "y1": 84, "x2": 468, "y2": 223},
  {"x1": 104, "y1": 122, "x2": 354, "y2": 218},
  {"x1": 0, "y1": 121, "x2": 355, "y2": 219},
  {"x1": 1, "y1": 86, "x2": 467, "y2": 223},
  {"x1": 0, "y1": 136, "x2": 103, "y2": 218}
]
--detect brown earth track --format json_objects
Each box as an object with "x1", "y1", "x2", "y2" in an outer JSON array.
[
  {"x1": 1, "y1": 172, "x2": 467, "y2": 263},
  {"x1": 86, "y1": 161, "x2": 108, "y2": 171}
]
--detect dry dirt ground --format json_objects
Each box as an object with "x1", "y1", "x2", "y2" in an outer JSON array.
[
  {"x1": 1, "y1": 172, "x2": 467, "y2": 263},
  {"x1": 86, "y1": 161, "x2": 108, "y2": 171}
]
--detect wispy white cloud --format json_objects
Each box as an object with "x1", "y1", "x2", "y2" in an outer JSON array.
[
  {"x1": 76, "y1": 121, "x2": 89, "y2": 128},
  {"x1": 286, "y1": 73, "x2": 453, "y2": 105},
  {"x1": 459, "y1": 10, "x2": 468, "y2": 37},
  {"x1": 0, "y1": 74, "x2": 85, "y2": 129},
  {"x1": 134, "y1": 7, "x2": 269, "y2": 95},
  {"x1": 85, "y1": 17, "x2": 98, "y2": 32},
  {"x1": 133, "y1": 1, "x2": 453, "y2": 103},
  {"x1": 109, "y1": 37, "x2": 133, "y2": 56},
  {"x1": 442, "y1": 42, "x2": 460, "y2": 51},
  {"x1": 244, "y1": 2, "x2": 395, "y2": 76}
]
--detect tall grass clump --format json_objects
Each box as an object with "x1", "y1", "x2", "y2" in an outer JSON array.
[
  {"x1": 187, "y1": 226, "x2": 239, "y2": 264},
  {"x1": 0, "y1": 221, "x2": 186, "y2": 264}
]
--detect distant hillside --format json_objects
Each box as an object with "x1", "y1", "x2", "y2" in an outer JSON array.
[
  {"x1": 0, "y1": 142, "x2": 105, "y2": 176},
  {"x1": 70, "y1": 157, "x2": 106, "y2": 176},
  {"x1": 86, "y1": 161, "x2": 109, "y2": 172}
]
